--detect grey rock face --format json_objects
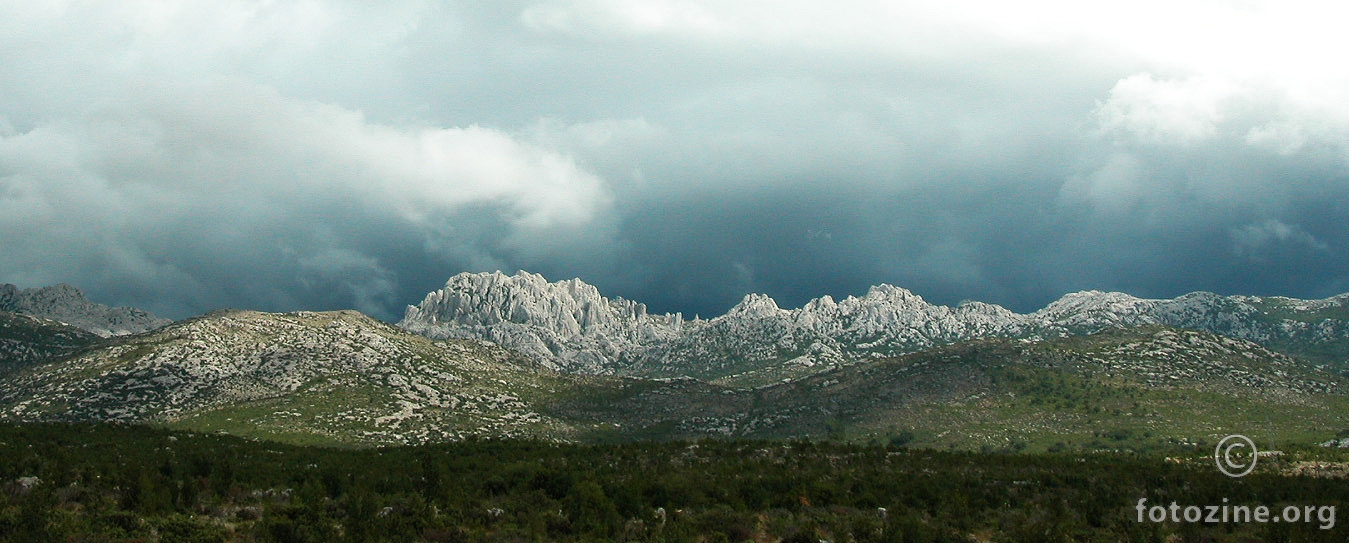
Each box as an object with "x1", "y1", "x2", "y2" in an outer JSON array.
[
  {"x1": 0, "y1": 284, "x2": 170, "y2": 337},
  {"x1": 400, "y1": 271, "x2": 685, "y2": 373},
  {"x1": 401, "y1": 272, "x2": 1349, "y2": 383},
  {"x1": 398, "y1": 272, "x2": 1041, "y2": 379}
]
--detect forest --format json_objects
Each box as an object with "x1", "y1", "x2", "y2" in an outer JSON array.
[{"x1": 2, "y1": 423, "x2": 1347, "y2": 542}]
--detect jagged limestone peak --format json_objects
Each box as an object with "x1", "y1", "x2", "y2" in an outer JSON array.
[
  {"x1": 399, "y1": 271, "x2": 685, "y2": 373},
  {"x1": 860, "y1": 284, "x2": 924, "y2": 304},
  {"x1": 404, "y1": 270, "x2": 665, "y2": 337},
  {"x1": 725, "y1": 293, "x2": 786, "y2": 318},
  {"x1": 398, "y1": 271, "x2": 1349, "y2": 387}
]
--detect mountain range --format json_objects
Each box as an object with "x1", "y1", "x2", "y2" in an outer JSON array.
[
  {"x1": 4, "y1": 271, "x2": 1349, "y2": 449},
  {"x1": 401, "y1": 271, "x2": 1349, "y2": 385}
]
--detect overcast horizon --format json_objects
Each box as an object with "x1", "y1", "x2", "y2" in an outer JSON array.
[{"x1": 4, "y1": 1, "x2": 1349, "y2": 322}]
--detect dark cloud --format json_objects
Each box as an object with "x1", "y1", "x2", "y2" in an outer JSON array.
[{"x1": 2, "y1": 1, "x2": 1348, "y2": 321}]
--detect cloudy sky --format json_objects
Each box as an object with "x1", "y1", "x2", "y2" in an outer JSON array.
[{"x1": 3, "y1": 0, "x2": 1348, "y2": 321}]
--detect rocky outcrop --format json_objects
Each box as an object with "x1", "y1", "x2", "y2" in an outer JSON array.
[
  {"x1": 0, "y1": 284, "x2": 170, "y2": 337},
  {"x1": 400, "y1": 271, "x2": 685, "y2": 373},
  {"x1": 401, "y1": 271, "x2": 1349, "y2": 384}
]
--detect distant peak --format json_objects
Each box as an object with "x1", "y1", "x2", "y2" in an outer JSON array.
[
  {"x1": 864, "y1": 283, "x2": 921, "y2": 301},
  {"x1": 1053, "y1": 290, "x2": 1104, "y2": 300},
  {"x1": 47, "y1": 283, "x2": 84, "y2": 294},
  {"x1": 727, "y1": 293, "x2": 784, "y2": 318},
  {"x1": 0, "y1": 282, "x2": 169, "y2": 337},
  {"x1": 0, "y1": 283, "x2": 17, "y2": 308},
  {"x1": 8, "y1": 283, "x2": 90, "y2": 303},
  {"x1": 445, "y1": 270, "x2": 589, "y2": 288},
  {"x1": 509, "y1": 270, "x2": 548, "y2": 283},
  {"x1": 1041, "y1": 290, "x2": 1146, "y2": 309}
]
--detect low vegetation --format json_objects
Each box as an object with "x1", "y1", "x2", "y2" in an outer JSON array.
[{"x1": 3, "y1": 423, "x2": 1349, "y2": 542}]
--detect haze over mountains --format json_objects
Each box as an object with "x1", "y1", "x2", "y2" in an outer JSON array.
[{"x1": 4, "y1": 271, "x2": 1349, "y2": 448}]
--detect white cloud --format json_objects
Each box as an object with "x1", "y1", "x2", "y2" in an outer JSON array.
[
  {"x1": 521, "y1": 0, "x2": 728, "y2": 37},
  {"x1": 1244, "y1": 110, "x2": 1349, "y2": 159},
  {"x1": 518, "y1": 1, "x2": 1349, "y2": 159},
  {"x1": 1093, "y1": 72, "x2": 1349, "y2": 162},
  {"x1": 1095, "y1": 74, "x2": 1243, "y2": 146},
  {"x1": 5, "y1": 0, "x2": 1349, "y2": 317},
  {"x1": 1231, "y1": 219, "x2": 1328, "y2": 258},
  {"x1": 4, "y1": 76, "x2": 611, "y2": 224},
  {"x1": 0, "y1": 74, "x2": 612, "y2": 315}
]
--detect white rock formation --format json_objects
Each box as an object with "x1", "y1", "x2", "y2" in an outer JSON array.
[
  {"x1": 400, "y1": 271, "x2": 685, "y2": 373},
  {"x1": 400, "y1": 271, "x2": 1349, "y2": 382}
]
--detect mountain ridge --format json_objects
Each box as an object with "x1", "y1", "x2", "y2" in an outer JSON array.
[
  {"x1": 5, "y1": 307, "x2": 1346, "y2": 449},
  {"x1": 399, "y1": 271, "x2": 1349, "y2": 384},
  {"x1": 6, "y1": 273, "x2": 1349, "y2": 448},
  {"x1": 1, "y1": 283, "x2": 170, "y2": 337}
]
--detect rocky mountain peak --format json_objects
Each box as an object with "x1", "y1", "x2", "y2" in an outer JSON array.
[
  {"x1": 403, "y1": 270, "x2": 648, "y2": 335},
  {"x1": 398, "y1": 271, "x2": 1349, "y2": 386},
  {"x1": 0, "y1": 283, "x2": 169, "y2": 337},
  {"x1": 726, "y1": 293, "x2": 785, "y2": 318},
  {"x1": 1032, "y1": 290, "x2": 1155, "y2": 328},
  {"x1": 399, "y1": 271, "x2": 685, "y2": 373},
  {"x1": 1039, "y1": 290, "x2": 1146, "y2": 311},
  {"x1": 861, "y1": 284, "x2": 923, "y2": 304}
]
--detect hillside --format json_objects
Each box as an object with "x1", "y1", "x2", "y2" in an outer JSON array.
[
  {"x1": 0, "y1": 312, "x2": 103, "y2": 375},
  {"x1": 0, "y1": 309, "x2": 596, "y2": 446},
  {"x1": 555, "y1": 326, "x2": 1349, "y2": 450},
  {"x1": 6, "y1": 303, "x2": 1345, "y2": 450}
]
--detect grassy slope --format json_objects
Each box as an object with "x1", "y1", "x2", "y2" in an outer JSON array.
[
  {"x1": 737, "y1": 327, "x2": 1349, "y2": 452},
  {"x1": 537, "y1": 326, "x2": 1349, "y2": 452}
]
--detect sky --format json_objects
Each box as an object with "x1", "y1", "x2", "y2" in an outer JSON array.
[{"x1": 3, "y1": 0, "x2": 1349, "y2": 322}]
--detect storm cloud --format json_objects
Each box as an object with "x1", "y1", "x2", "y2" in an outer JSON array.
[{"x1": 3, "y1": 0, "x2": 1348, "y2": 321}]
